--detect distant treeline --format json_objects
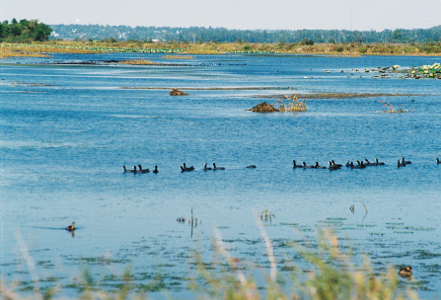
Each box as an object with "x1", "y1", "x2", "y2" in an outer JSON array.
[
  {"x1": 1, "y1": 19, "x2": 52, "y2": 42},
  {"x1": 49, "y1": 24, "x2": 441, "y2": 44}
]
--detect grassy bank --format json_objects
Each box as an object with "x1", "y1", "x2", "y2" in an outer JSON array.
[{"x1": 1, "y1": 40, "x2": 440, "y2": 57}]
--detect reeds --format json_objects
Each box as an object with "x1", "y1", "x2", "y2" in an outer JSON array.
[{"x1": 277, "y1": 95, "x2": 307, "y2": 112}]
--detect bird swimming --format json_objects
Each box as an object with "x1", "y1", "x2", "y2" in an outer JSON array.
[
  {"x1": 246, "y1": 165, "x2": 256, "y2": 168},
  {"x1": 302, "y1": 162, "x2": 315, "y2": 169},
  {"x1": 204, "y1": 163, "x2": 212, "y2": 171},
  {"x1": 398, "y1": 266, "x2": 412, "y2": 278},
  {"x1": 181, "y1": 163, "x2": 194, "y2": 172},
  {"x1": 213, "y1": 163, "x2": 225, "y2": 170},
  {"x1": 138, "y1": 165, "x2": 150, "y2": 173},
  {"x1": 123, "y1": 166, "x2": 136, "y2": 173},
  {"x1": 375, "y1": 158, "x2": 385, "y2": 165},
  {"x1": 315, "y1": 162, "x2": 326, "y2": 169},
  {"x1": 153, "y1": 165, "x2": 158, "y2": 173},
  {"x1": 293, "y1": 160, "x2": 303, "y2": 169},
  {"x1": 401, "y1": 157, "x2": 412, "y2": 165},
  {"x1": 66, "y1": 222, "x2": 75, "y2": 231}
]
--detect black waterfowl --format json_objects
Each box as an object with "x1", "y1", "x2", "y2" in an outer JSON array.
[
  {"x1": 346, "y1": 160, "x2": 351, "y2": 167},
  {"x1": 397, "y1": 160, "x2": 406, "y2": 168},
  {"x1": 315, "y1": 162, "x2": 326, "y2": 169},
  {"x1": 246, "y1": 165, "x2": 257, "y2": 168},
  {"x1": 401, "y1": 157, "x2": 412, "y2": 165},
  {"x1": 138, "y1": 165, "x2": 150, "y2": 173},
  {"x1": 181, "y1": 163, "x2": 194, "y2": 172},
  {"x1": 331, "y1": 160, "x2": 342, "y2": 168},
  {"x1": 436, "y1": 158, "x2": 440, "y2": 164},
  {"x1": 203, "y1": 163, "x2": 212, "y2": 171},
  {"x1": 213, "y1": 163, "x2": 225, "y2": 170},
  {"x1": 355, "y1": 160, "x2": 366, "y2": 169},
  {"x1": 375, "y1": 158, "x2": 385, "y2": 165},
  {"x1": 328, "y1": 161, "x2": 340, "y2": 171},
  {"x1": 66, "y1": 222, "x2": 75, "y2": 231},
  {"x1": 364, "y1": 159, "x2": 375, "y2": 166},
  {"x1": 153, "y1": 165, "x2": 158, "y2": 173},
  {"x1": 302, "y1": 162, "x2": 315, "y2": 169},
  {"x1": 123, "y1": 166, "x2": 137, "y2": 173},
  {"x1": 351, "y1": 161, "x2": 364, "y2": 169},
  {"x1": 293, "y1": 160, "x2": 303, "y2": 169},
  {"x1": 398, "y1": 266, "x2": 412, "y2": 278}
]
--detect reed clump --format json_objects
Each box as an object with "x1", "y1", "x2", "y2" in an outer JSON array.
[{"x1": 277, "y1": 95, "x2": 307, "y2": 112}]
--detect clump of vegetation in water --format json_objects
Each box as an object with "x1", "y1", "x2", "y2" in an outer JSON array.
[
  {"x1": 377, "y1": 101, "x2": 409, "y2": 113},
  {"x1": 277, "y1": 95, "x2": 307, "y2": 112},
  {"x1": 410, "y1": 62, "x2": 441, "y2": 79}
]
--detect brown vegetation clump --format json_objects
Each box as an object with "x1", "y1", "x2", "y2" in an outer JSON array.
[
  {"x1": 249, "y1": 102, "x2": 279, "y2": 112},
  {"x1": 170, "y1": 88, "x2": 188, "y2": 96}
]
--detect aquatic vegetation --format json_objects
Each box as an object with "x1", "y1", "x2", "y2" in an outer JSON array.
[
  {"x1": 189, "y1": 229, "x2": 418, "y2": 300},
  {"x1": 277, "y1": 95, "x2": 307, "y2": 112},
  {"x1": 118, "y1": 58, "x2": 161, "y2": 65},
  {"x1": 0, "y1": 229, "x2": 420, "y2": 299},
  {"x1": 377, "y1": 101, "x2": 409, "y2": 113},
  {"x1": 161, "y1": 55, "x2": 194, "y2": 59}
]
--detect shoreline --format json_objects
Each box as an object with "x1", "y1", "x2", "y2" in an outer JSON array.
[{"x1": 1, "y1": 41, "x2": 441, "y2": 58}]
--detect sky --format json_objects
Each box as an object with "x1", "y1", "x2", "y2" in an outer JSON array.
[{"x1": 2, "y1": 0, "x2": 441, "y2": 31}]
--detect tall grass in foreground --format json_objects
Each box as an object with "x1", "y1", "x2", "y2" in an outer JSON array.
[{"x1": 0, "y1": 229, "x2": 418, "y2": 300}]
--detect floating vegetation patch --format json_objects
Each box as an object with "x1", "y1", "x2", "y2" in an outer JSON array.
[
  {"x1": 279, "y1": 222, "x2": 299, "y2": 226},
  {"x1": 393, "y1": 231, "x2": 414, "y2": 234},
  {"x1": 377, "y1": 101, "x2": 409, "y2": 113},
  {"x1": 357, "y1": 224, "x2": 377, "y2": 227},
  {"x1": 386, "y1": 222, "x2": 404, "y2": 225},
  {"x1": 216, "y1": 226, "x2": 230, "y2": 229},
  {"x1": 386, "y1": 225, "x2": 435, "y2": 231},
  {"x1": 414, "y1": 250, "x2": 441, "y2": 259},
  {"x1": 370, "y1": 232, "x2": 385, "y2": 236}
]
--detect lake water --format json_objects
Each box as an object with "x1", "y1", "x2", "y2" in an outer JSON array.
[{"x1": 1, "y1": 53, "x2": 440, "y2": 298}]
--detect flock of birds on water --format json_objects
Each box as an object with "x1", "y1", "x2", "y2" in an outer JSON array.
[{"x1": 123, "y1": 157, "x2": 440, "y2": 174}]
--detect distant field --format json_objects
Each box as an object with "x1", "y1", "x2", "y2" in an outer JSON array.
[{"x1": 1, "y1": 40, "x2": 440, "y2": 57}]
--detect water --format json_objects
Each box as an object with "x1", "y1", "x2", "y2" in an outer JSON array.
[{"x1": 1, "y1": 53, "x2": 441, "y2": 298}]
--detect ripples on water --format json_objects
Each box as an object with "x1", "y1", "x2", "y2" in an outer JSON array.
[{"x1": 1, "y1": 53, "x2": 440, "y2": 297}]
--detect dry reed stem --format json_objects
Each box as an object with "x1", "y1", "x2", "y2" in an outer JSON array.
[{"x1": 254, "y1": 212, "x2": 277, "y2": 281}]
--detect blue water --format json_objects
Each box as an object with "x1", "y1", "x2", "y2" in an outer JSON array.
[{"x1": 1, "y1": 53, "x2": 441, "y2": 298}]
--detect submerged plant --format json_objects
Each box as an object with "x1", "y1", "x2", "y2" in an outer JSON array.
[{"x1": 277, "y1": 95, "x2": 307, "y2": 112}]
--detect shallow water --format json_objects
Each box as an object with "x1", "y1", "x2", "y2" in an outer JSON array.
[{"x1": 1, "y1": 53, "x2": 441, "y2": 298}]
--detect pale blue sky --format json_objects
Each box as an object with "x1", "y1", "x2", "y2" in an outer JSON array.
[{"x1": 2, "y1": 0, "x2": 440, "y2": 31}]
